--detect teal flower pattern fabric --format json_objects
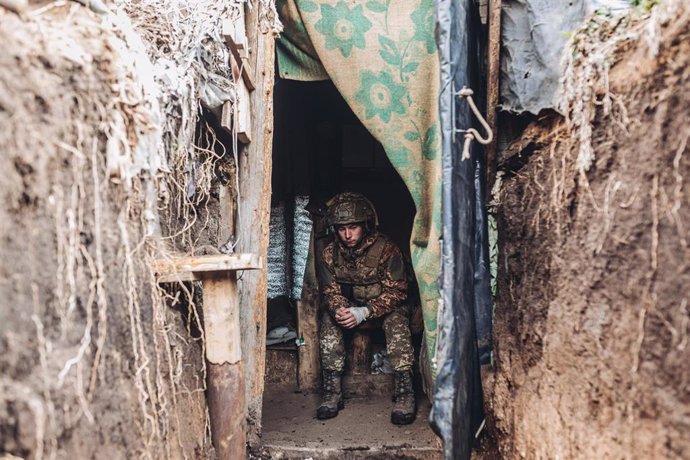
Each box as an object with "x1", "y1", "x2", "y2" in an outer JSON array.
[
  {"x1": 354, "y1": 71, "x2": 407, "y2": 122},
  {"x1": 276, "y1": 0, "x2": 442, "y2": 380},
  {"x1": 314, "y1": 1, "x2": 372, "y2": 58},
  {"x1": 411, "y1": 1, "x2": 437, "y2": 54}
]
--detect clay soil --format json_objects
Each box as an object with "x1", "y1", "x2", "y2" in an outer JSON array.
[
  {"x1": 0, "y1": 8, "x2": 213, "y2": 459},
  {"x1": 488, "y1": 8, "x2": 690, "y2": 460}
]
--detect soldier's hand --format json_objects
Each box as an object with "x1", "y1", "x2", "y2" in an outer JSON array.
[{"x1": 335, "y1": 308, "x2": 358, "y2": 329}]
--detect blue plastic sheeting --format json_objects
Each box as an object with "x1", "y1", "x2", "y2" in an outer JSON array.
[
  {"x1": 430, "y1": 0, "x2": 487, "y2": 458},
  {"x1": 501, "y1": 0, "x2": 632, "y2": 114}
]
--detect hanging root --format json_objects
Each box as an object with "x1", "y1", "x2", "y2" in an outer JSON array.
[
  {"x1": 560, "y1": 12, "x2": 639, "y2": 174},
  {"x1": 560, "y1": 2, "x2": 685, "y2": 175},
  {"x1": 2, "y1": 0, "x2": 257, "y2": 457}
]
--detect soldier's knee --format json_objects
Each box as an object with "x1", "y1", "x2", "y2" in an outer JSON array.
[{"x1": 382, "y1": 311, "x2": 409, "y2": 330}]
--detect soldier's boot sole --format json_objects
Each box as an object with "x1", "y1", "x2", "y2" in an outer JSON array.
[
  {"x1": 391, "y1": 410, "x2": 416, "y2": 425},
  {"x1": 316, "y1": 398, "x2": 344, "y2": 420}
]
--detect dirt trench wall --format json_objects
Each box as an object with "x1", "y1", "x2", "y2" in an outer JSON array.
[
  {"x1": 489, "y1": 6, "x2": 690, "y2": 459},
  {"x1": 0, "y1": 6, "x2": 234, "y2": 459}
]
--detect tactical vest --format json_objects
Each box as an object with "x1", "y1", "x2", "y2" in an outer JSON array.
[{"x1": 332, "y1": 236, "x2": 387, "y2": 304}]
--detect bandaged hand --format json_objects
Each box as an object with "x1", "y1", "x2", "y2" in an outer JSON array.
[
  {"x1": 335, "y1": 305, "x2": 370, "y2": 329},
  {"x1": 349, "y1": 306, "x2": 369, "y2": 326}
]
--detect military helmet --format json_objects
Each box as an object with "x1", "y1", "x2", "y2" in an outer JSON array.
[{"x1": 326, "y1": 192, "x2": 379, "y2": 229}]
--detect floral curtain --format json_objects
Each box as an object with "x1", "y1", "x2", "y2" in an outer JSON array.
[{"x1": 276, "y1": 0, "x2": 443, "y2": 376}]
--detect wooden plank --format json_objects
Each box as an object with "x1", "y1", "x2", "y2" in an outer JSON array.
[
  {"x1": 221, "y1": 101, "x2": 233, "y2": 133},
  {"x1": 220, "y1": 82, "x2": 252, "y2": 144},
  {"x1": 223, "y1": 17, "x2": 256, "y2": 91},
  {"x1": 235, "y1": 80, "x2": 252, "y2": 144},
  {"x1": 297, "y1": 230, "x2": 329, "y2": 392},
  {"x1": 157, "y1": 272, "x2": 199, "y2": 283},
  {"x1": 296, "y1": 294, "x2": 320, "y2": 391},
  {"x1": 153, "y1": 253, "x2": 262, "y2": 277},
  {"x1": 237, "y1": 2, "x2": 276, "y2": 447},
  {"x1": 486, "y1": 0, "x2": 502, "y2": 193},
  {"x1": 219, "y1": 177, "x2": 236, "y2": 249},
  {"x1": 201, "y1": 272, "x2": 241, "y2": 365}
]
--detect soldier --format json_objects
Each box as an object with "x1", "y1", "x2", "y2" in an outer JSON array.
[{"x1": 316, "y1": 192, "x2": 416, "y2": 425}]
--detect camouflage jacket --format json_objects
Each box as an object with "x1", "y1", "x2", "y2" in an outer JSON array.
[{"x1": 318, "y1": 232, "x2": 408, "y2": 320}]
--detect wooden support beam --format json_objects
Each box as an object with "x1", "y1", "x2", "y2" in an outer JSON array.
[
  {"x1": 154, "y1": 253, "x2": 261, "y2": 275},
  {"x1": 297, "y1": 231, "x2": 329, "y2": 392},
  {"x1": 237, "y1": 2, "x2": 276, "y2": 447},
  {"x1": 486, "y1": 0, "x2": 502, "y2": 193},
  {"x1": 202, "y1": 272, "x2": 245, "y2": 459},
  {"x1": 296, "y1": 294, "x2": 320, "y2": 391},
  {"x1": 223, "y1": 17, "x2": 256, "y2": 91},
  {"x1": 201, "y1": 272, "x2": 242, "y2": 365},
  {"x1": 220, "y1": 80, "x2": 252, "y2": 144},
  {"x1": 154, "y1": 254, "x2": 261, "y2": 459},
  {"x1": 208, "y1": 361, "x2": 246, "y2": 459},
  {"x1": 237, "y1": 82, "x2": 252, "y2": 144}
]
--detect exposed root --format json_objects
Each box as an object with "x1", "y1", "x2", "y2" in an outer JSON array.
[
  {"x1": 87, "y1": 143, "x2": 109, "y2": 401},
  {"x1": 0, "y1": 0, "x2": 275, "y2": 456}
]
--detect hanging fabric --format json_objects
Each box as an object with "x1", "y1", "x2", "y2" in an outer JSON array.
[{"x1": 276, "y1": 0, "x2": 444, "y2": 376}]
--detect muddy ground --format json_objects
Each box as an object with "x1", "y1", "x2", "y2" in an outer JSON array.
[{"x1": 489, "y1": 7, "x2": 690, "y2": 459}]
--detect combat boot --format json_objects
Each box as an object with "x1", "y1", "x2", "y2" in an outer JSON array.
[
  {"x1": 316, "y1": 369, "x2": 343, "y2": 420},
  {"x1": 391, "y1": 370, "x2": 416, "y2": 425}
]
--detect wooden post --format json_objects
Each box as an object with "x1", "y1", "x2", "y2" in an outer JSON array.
[
  {"x1": 296, "y1": 295, "x2": 321, "y2": 391},
  {"x1": 349, "y1": 331, "x2": 371, "y2": 375},
  {"x1": 296, "y1": 231, "x2": 324, "y2": 392},
  {"x1": 207, "y1": 361, "x2": 246, "y2": 459},
  {"x1": 486, "y1": 0, "x2": 502, "y2": 193},
  {"x1": 237, "y1": 2, "x2": 276, "y2": 446},
  {"x1": 202, "y1": 272, "x2": 245, "y2": 460},
  {"x1": 154, "y1": 254, "x2": 262, "y2": 460}
]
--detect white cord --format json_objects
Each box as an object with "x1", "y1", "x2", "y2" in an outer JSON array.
[{"x1": 457, "y1": 86, "x2": 494, "y2": 160}]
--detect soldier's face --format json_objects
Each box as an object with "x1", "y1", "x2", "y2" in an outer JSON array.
[{"x1": 337, "y1": 223, "x2": 364, "y2": 247}]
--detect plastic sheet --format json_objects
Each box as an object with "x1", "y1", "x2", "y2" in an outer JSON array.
[
  {"x1": 474, "y1": 154, "x2": 493, "y2": 364},
  {"x1": 501, "y1": 0, "x2": 632, "y2": 114},
  {"x1": 430, "y1": 0, "x2": 486, "y2": 458}
]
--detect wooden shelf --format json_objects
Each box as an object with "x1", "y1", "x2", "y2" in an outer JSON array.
[{"x1": 154, "y1": 253, "x2": 262, "y2": 282}]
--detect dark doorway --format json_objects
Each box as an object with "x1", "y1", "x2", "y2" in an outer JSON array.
[
  {"x1": 261, "y1": 78, "x2": 439, "y2": 457},
  {"x1": 271, "y1": 78, "x2": 416, "y2": 256}
]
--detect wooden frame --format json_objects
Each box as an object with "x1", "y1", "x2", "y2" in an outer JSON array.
[{"x1": 155, "y1": 254, "x2": 262, "y2": 459}]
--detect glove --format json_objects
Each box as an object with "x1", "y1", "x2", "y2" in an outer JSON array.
[{"x1": 349, "y1": 306, "x2": 371, "y2": 326}]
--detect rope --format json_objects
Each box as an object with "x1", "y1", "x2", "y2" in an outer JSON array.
[{"x1": 456, "y1": 86, "x2": 493, "y2": 160}]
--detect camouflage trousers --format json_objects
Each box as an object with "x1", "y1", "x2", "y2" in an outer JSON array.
[{"x1": 319, "y1": 307, "x2": 414, "y2": 373}]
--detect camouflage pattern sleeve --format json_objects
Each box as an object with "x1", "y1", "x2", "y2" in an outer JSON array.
[
  {"x1": 318, "y1": 243, "x2": 351, "y2": 317},
  {"x1": 367, "y1": 241, "x2": 408, "y2": 319}
]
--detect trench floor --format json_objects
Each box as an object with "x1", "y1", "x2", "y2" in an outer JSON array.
[{"x1": 259, "y1": 383, "x2": 442, "y2": 459}]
